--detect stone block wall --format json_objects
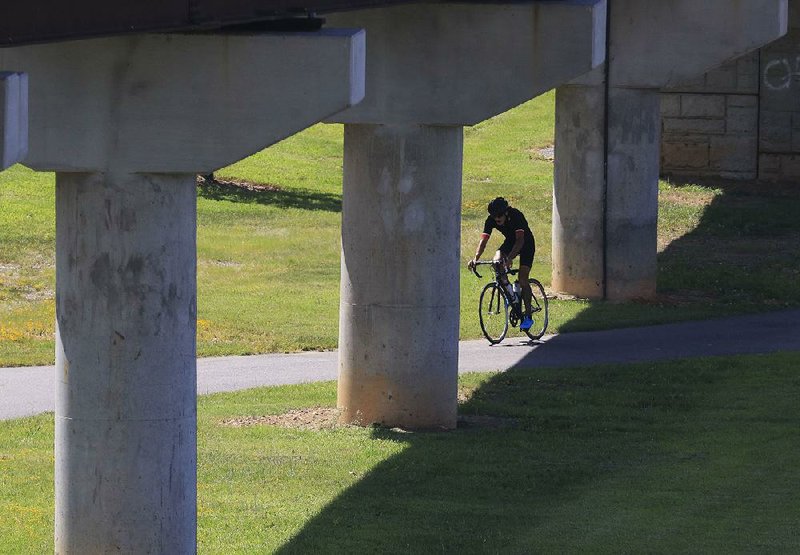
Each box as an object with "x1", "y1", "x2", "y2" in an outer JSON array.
[
  {"x1": 759, "y1": 22, "x2": 800, "y2": 180},
  {"x1": 661, "y1": 3, "x2": 800, "y2": 182},
  {"x1": 661, "y1": 55, "x2": 760, "y2": 180}
]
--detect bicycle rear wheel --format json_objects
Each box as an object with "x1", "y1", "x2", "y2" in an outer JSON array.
[
  {"x1": 479, "y1": 282, "x2": 508, "y2": 344},
  {"x1": 523, "y1": 279, "x2": 549, "y2": 341}
]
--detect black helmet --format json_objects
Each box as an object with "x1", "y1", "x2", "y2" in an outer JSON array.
[{"x1": 487, "y1": 197, "x2": 509, "y2": 217}]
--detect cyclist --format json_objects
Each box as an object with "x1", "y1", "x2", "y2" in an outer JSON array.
[{"x1": 468, "y1": 197, "x2": 536, "y2": 331}]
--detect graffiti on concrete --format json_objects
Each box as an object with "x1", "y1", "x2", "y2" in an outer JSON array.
[{"x1": 763, "y1": 55, "x2": 800, "y2": 91}]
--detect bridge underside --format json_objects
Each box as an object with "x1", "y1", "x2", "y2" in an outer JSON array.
[{"x1": 0, "y1": 0, "x2": 402, "y2": 46}]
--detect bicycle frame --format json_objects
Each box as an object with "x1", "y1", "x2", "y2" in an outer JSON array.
[{"x1": 471, "y1": 261, "x2": 524, "y2": 325}]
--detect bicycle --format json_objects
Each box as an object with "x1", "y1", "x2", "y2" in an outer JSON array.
[{"x1": 470, "y1": 260, "x2": 549, "y2": 344}]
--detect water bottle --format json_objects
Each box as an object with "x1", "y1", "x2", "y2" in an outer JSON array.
[
  {"x1": 506, "y1": 282, "x2": 515, "y2": 299},
  {"x1": 512, "y1": 281, "x2": 521, "y2": 300}
]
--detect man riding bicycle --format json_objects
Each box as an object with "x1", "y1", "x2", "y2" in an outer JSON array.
[{"x1": 468, "y1": 197, "x2": 536, "y2": 331}]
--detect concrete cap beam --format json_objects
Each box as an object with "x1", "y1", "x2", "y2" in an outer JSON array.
[
  {"x1": 608, "y1": 0, "x2": 788, "y2": 88},
  {"x1": 0, "y1": 72, "x2": 28, "y2": 170},
  {"x1": 326, "y1": 1, "x2": 606, "y2": 126},
  {"x1": 0, "y1": 30, "x2": 365, "y2": 173}
]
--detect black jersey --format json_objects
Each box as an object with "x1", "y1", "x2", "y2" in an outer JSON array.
[{"x1": 482, "y1": 207, "x2": 534, "y2": 247}]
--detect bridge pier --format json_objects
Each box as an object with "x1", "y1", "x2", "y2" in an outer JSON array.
[
  {"x1": 328, "y1": 1, "x2": 606, "y2": 429},
  {"x1": 554, "y1": 80, "x2": 660, "y2": 299},
  {"x1": 552, "y1": 0, "x2": 788, "y2": 300},
  {"x1": 55, "y1": 172, "x2": 198, "y2": 552},
  {"x1": 339, "y1": 124, "x2": 462, "y2": 428},
  {"x1": 1, "y1": 30, "x2": 364, "y2": 552}
]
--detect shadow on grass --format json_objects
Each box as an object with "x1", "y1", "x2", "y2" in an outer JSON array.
[
  {"x1": 274, "y1": 177, "x2": 800, "y2": 552},
  {"x1": 197, "y1": 176, "x2": 341, "y2": 213},
  {"x1": 276, "y1": 353, "x2": 800, "y2": 552},
  {"x1": 557, "y1": 176, "x2": 800, "y2": 333},
  {"x1": 656, "y1": 176, "x2": 800, "y2": 306}
]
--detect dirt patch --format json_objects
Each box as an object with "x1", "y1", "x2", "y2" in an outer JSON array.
[
  {"x1": 528, "y1": 145, "x2": 554, "y2": 161},
  {"x1": 221, "y1": 403, "x2": 519, "y2": 433},
  {"x1": 201, "y1": 259, "x2": 243, "y2": 268},
  {"x1": 221, "y1": 407, "x2": 342, "y2": 431},
  {"x1": 458, "y1": 385, "x2": 477, "y2": 404},
  {"x1": 197, "y1": 174, "x2": 281, "y2": 193}
]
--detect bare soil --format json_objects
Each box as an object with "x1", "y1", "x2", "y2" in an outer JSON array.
[
  {"x1": 220, "y1": 386, "x2": 517, "y2": 432},
  {"x1": 196, "y1": 174, "x2": 281, "y2": 192},
  {"x1": 221, "y1": 407, "x2": 341, "y2": 431}
]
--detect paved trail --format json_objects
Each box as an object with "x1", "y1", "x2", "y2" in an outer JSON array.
[{"x1": 2, "y1": 309, "x2": 798, "y2": 420}]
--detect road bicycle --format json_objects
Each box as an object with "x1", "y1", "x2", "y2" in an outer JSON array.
[{"x1": 470, "y1": 260, "x2": 549, "y2": 344}]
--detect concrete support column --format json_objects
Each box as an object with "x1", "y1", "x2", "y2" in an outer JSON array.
[
  {"x1": 552, "y1": 0, "x2": 787, "y2": 301},
  {"x1": 606, "y1": 87, "x2": 660, "y2": 299},
  {"x1": 55, "y1": 172, "x2": 197, "y2": 553},
  {"x1": 553, "y1": 81, "x2": 660, "y2": 300},
  {"x1": 338, "y1": 124, "x2": 462, "y2": 429},
  {"x1": 553, "y1": 77, "x2": 606, "y2": 298}
]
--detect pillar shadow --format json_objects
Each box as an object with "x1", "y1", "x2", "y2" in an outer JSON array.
[
  {"x1": 274, "y1": 366, "x2": 649, "y2": 553},
  {"x1": 555, "y1": 175, "x2": 800, "y2": 334},
  {"x1": 273, "y1": 176, "x2": 800, "y2": 552},
  {"x1": 654, "y1": 176, "x2": 800, "y2": 308},
  {"x1": 274, "y1": 354, "x2": 781, "y2": 553},
  {"x1": 197, "y1": 176, "x2": 342, "y2": 212}
]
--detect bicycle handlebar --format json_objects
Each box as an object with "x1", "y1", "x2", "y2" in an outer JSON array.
[{"x1": 469, "y1": 260, "x2": 518, "y2": 280}]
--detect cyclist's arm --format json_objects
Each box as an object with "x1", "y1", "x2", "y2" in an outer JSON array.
[
  {"x1": 474, "y1": 233, "x2": 490, "y2": 260},
  {"x1": 507, "y1": 229, "x2": 525, "y2": 261},
  {"x1": 468, "y1": 233, "x2": 490, "y2": 268}
]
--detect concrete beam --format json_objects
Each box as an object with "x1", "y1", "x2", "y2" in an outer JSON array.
[
  {"x1": 0, "y1": 30, "x2": 365, "y2": 172},
  {"x1": 327, "y1": 1, "x2": 606, "y2": 125},
  {"x1": 609, "y1": 0, "x2": 788, "y2": 88},
  {"x1": 0, "y1": 72, "x2": 27, "y2": 169}
]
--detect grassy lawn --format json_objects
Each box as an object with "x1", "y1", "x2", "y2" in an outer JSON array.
[
  {"x1": 2, "y1": 91, "x2": 800, "y2": 366},
  {"x1": 1, "y1": 351, "x2": 798, "y2": 552}
]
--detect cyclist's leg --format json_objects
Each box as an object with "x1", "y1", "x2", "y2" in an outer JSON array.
[
  {"x1": 518, "y1": 244, "x2": 535, "y2": 315},
  {"x1": 518, "y1": 265, "x2": 532, "y2": 315},
  {"x1": 493, "y1": 248, "x2": 511, "y2": 285}
]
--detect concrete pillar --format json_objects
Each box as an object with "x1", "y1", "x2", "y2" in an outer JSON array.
[
  {"x1": 2, "y1": 29, "x2": 364, "y2": 551},
  {"x1": 606, "y1": 87, "x2": 660, "y2": 299},
  {"x1": 552, "y1": 0, "x2": 787, "y2": 300},
  {"x1": 338, "y1": 124, "x2": 462, "y2": 429},
  {"x1": 328, "y1": 1, "x2": 607, "y2": 428},
  {"x1": 553, "y1": 76, "x2": 606, "y2": 297},
  {"x1": 0, "y1": 71, "x2": 27, "y2": 169},
  {"x1": 55, "y1": 172, "x2": 197, "y2": 552},
  {"x1": 553, "y1": 82, "x2": 660, "y2": 300}
]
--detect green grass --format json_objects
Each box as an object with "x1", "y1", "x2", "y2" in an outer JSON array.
[
  {"x1": 2, "y1": 91, "x2": 800, "y2": 365},
  {"x1": 2, "y1": 351, "x2": 799, "y2": 552}
]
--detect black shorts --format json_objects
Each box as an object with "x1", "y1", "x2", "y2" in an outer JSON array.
[{"x1": 500, "y1": 237, "x2": 535, "y2": 268}]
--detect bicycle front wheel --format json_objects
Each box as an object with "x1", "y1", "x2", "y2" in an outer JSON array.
[
  {"x1": 523, "y1": 279, "x2": 549, "y2": 340},
  {"x1": 479, "y1": 282, "x2": 509, "y2": 344}
]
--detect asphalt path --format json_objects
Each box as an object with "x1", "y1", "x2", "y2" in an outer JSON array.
[{"x1": 1, "y1": 309, "x2": 798, "y2": 420}]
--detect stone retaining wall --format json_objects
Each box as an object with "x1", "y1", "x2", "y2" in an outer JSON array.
[{"x1": 661, "y1": 5, "x2": 800, "y2": 182}]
